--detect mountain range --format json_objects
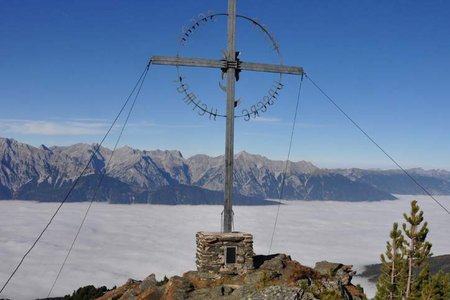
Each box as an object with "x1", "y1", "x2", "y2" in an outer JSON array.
[{"x1": 1, "y1": 137, "x2": 449, "y2": 204}]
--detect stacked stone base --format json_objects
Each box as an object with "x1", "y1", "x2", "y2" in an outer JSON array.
[{"x1": 196, "y1": 231, "x2": 254, "y2": 275}]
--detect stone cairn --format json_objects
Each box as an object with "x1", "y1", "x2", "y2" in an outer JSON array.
[{"x1": 196, "y1": 231, "x2": 254, "y2": 275}]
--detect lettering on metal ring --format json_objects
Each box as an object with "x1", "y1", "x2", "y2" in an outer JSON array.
[
  {"x1": 176, "y1": 76, "x2": 223, "y2": 120},
  {"x1": 175, "y1": 12, "x2": 285, "y2": 121}
]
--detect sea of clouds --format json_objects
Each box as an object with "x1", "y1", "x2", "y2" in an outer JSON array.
[{"x1": 0, "y1": 195, "x2": 449, "y2": 299}]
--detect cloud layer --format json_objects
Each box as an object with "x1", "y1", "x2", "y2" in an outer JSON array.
[
  {"x1": 0, "y1": 196, "x2": 449, "y2": 299},
  {"x1": 0, "y1": 119, "x2": 110, "y2": 136}
]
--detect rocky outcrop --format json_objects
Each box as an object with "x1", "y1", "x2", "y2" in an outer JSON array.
[{"x1": 97, "y1": 254, "x2": 366, "y2": 300}]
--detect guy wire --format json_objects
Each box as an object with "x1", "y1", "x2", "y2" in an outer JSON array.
[{"x1": 268, "y1": 74, "x2": 304, "y2": 254}]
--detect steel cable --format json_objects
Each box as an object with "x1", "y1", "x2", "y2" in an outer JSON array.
[
  {"x1": 0, "y1": 60, "x2": 152, "y2": 295},
  {"x1": 306, "y1": 74, "x2": 450, "y2": 215},
  {"x1": 268, "y1": 74, "x2": 304, "y2": 254},
  {"x1": 47, "y1": 62, "x2": 151, "y2": 297}
]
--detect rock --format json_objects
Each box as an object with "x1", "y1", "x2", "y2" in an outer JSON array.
[
  {"x1": 314, "y1": 261, "x2": 343, "y2": 276},
  {"x1": 163, "y1": 276, "x2": 193, "y2": 300},
  {"x1": 259, "y1": 254, "x2": 287, "y2": 272},
  {"x1": 220, "y1": 285, "x2": 234, "y2": 295},
  {"x1": 249, "y1": 285, "x2": 303, "y2": 300},
  {"x1": 344, "y1": 284, "x2": 366, "y2": 300},
  {"x1": 125, "y1": 278, "x2": 140, "y2": 285},
  {"x1": 140, "y1": 274, "x2": 158, "y2": 292},
  {"x1": 314, "y1": 261, "x2": 355, "y2": 285},
  {"x1": 98, "y1": 253, "x2": 366, "y2": 300},
  {"x1": 118, "y1": 289, "x2": 138, "y2": 300}
]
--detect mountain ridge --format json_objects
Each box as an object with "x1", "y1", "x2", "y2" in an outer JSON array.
[{"x1": 1, "y1": 137, "x2": 449, "y2": 204}]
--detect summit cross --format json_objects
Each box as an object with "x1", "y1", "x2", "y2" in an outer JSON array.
[{"x1": 151, "y1": 0, "x2": 304, "y2": 233}]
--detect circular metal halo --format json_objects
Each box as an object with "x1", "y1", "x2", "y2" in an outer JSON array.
[{"x1": 175, "y1": 13, "x2": 284, "y2": 120}]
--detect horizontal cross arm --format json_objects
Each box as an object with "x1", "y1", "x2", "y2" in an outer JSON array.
[
  {"x1": 151, "y1": 56, "x2": 224, "y2": 69},
  {"x1": 239, "y1": 61, "x2": 304, "y2": 75},
  {"x1": 150, "y1": 55, "x2": 305, "y2": 75}
]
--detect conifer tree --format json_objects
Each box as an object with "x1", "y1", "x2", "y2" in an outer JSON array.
[
  {"x1": 376, "y1": 200, "x2": 450, "y2": 299},
  {"x1": 419, "y1": 271, "x2": 450, "y2": 300},
  {"x1": 374, "y1": 222, "x2": 406, "y2": 300},
  {"x1": 402, "y1": 200, "x2": 432, "y2": 298}
]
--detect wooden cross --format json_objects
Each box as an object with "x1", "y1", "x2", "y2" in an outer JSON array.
[{"x1": 151, "y1": 0, "x2": 304, "y2": 233}]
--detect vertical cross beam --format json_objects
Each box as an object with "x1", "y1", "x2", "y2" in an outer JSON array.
[
  {"x1": 150, "y1": 0, "x2": 304, "y2": 234},
  {"x1": 223, "y1": 0, "x2": 237, "y2": 233}
]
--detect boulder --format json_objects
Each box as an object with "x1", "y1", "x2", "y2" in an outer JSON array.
[{"x1": 140, "y1": 274, "x2": 158, "y2": 292}]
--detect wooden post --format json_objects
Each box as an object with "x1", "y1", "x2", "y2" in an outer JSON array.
[{"x1": 223, "y1": 0, "x2": 237, "y2": 233}]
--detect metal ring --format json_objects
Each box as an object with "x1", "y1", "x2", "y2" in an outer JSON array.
[{"x1": 175, "y1": 13, "x2": 284, "y2": 120}]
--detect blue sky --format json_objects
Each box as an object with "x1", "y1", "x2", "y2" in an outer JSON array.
[{"x1": 1, "y1": 0, "x2": 449, "y2": 169}]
